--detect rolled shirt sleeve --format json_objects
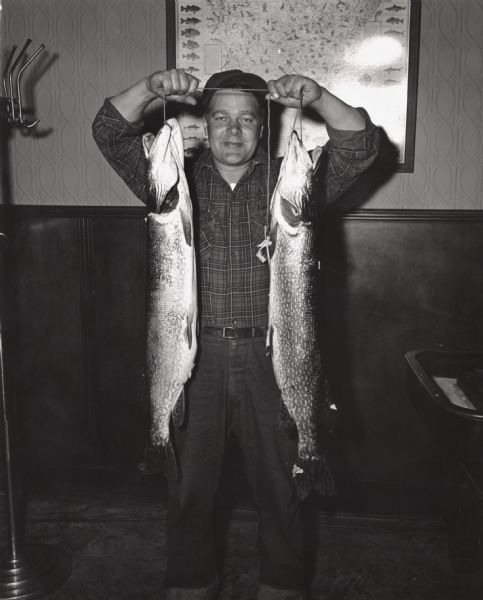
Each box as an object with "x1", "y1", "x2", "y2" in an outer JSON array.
[
  {"x1": 93, "y1": 100, "x2": 381, "y2": 209},
  {"x1": 315, "y1": 107, "x2": 381, "y2": 206},
  {"x1": 92, "y1": 99, "x2": 150, "y2": 205}
]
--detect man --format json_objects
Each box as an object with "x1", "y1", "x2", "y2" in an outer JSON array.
[{"x1": 92, "y1": 68, "x2": 379, "y2": 600}]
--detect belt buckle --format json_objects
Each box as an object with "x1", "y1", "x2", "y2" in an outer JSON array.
[{"x1": 222, "y1": 327, "x2": 236, "y2": 338}]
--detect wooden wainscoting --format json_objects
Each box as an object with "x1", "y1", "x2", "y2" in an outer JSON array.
[{"x1": 1, "y1": 206, "x2": 483, "y2": 519}]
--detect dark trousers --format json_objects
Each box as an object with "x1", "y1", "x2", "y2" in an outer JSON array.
[{"x1": 165, "y1": 334, "x2": 306, "y2": 596}]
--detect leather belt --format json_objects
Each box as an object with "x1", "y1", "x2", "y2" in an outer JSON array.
[{"x1": 201, "y1": 326, "x2": 266, "y2": 339}]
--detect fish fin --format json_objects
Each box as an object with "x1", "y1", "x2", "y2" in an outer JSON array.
[
  {"x1": 146, "y1": 426, "x2": 181, "y2": 480},
  {"x1": 162, "y1": 440, "x2": 180, "y2": 481},
  {"x1": 270, "y1": 184, "x2": 280, "y2": 213},
  {"x1": 285, "y1": 187, "x2": 305, "y2": 215},
  {"x1": 137, "y1": 438, "x2": 164, "y2": 475},
  {"x1": 269, "y1": 224, "x2": 277, "y2": 256},
  {"x1": 279, "y1": 400, "x2": 297, "y2": 437},
  {"x1": 180, "y1": 205, "x2": 193, "y2": 246},
  {"x1": 266, "y1": 325, "x2": 273, "y2": 356},
  {"x1": 142, "y1": 132, "x2": 155, "y2": 157},
  {"x1": 280, "y1": 193, "x2": 305, "y2": 230},
  {"x1": 272, "y1": 188, "x2": 300, "y2": 237},
  {"x1": 311, "y1": 145, "x2": 323, "y2": 167},
  {"x1": 185, "y1": 313, "x2": 194, "y2": 349},
  {"x1": 172, "y1": 389, "x2": 186, "y2": 428},
  {"x1": 319, "y1": 379, "x2": 338, "y2": 434}
]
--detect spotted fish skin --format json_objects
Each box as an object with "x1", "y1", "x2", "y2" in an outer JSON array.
[
  {"x1": 268, "y1": 130, "x2": 334, "y2": 497},
  {"x1": 143, "y1": 118, "x2": 198, "y2": 447}
]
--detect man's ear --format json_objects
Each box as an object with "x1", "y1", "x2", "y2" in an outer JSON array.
[
  {"x1": 202, "y1": 116, "x2": 208, "y2": 138},
  {"x1": 259, "y1": 124, "x2": 264, "y2": 139}
]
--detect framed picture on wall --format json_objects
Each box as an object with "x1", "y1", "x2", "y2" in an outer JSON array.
[{"x1": 166, "y1": 0, "x2": 421, "y2": 172}]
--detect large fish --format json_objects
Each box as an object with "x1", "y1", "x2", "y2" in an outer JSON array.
[
  {"x1": 267, "y1": 130, "x2": 335, "y2": 499},
  {"x1": 142, "y1": 118, "x2": 198, "y2": 451}
]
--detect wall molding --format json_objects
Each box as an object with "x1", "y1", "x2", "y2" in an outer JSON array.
[{"x1": 2, "y1": 206, "x2": 483, "y2": 222}]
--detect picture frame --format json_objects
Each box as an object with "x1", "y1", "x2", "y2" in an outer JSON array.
[{"x1": 166, "y1": 0, "x2": 421, "y2": 172}]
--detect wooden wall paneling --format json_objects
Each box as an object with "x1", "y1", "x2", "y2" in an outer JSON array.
[
  {"x1": 321, "y1": 214, "x2": 483, "y2": 515},
  {"x1": 3, "y1": 207, "x2": 483, "y2": 519},
  {"x1": 0, "y1": 230, "x2": 9, "y2": 489},
  {"x1": 88, "y1": 216, "x2": 148, "y2": 469},
  {"x1": 8, "y1": 216, "x2": 93, "y2": 470}
]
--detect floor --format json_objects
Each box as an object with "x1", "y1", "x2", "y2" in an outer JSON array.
[{"x1": 1, "y1": 468, "x2": 482, "y2": 600}]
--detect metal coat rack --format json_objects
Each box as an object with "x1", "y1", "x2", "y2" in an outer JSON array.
[
  {"x1": 1, "y1": 38, "x2": 45, "y2": 127},
  {"x1": 0, "y1": 39, "x2": 71, "y2": 599}
]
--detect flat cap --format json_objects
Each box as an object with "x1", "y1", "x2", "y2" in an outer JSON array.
[{"x1": 200, "y1": 69, "x2": 268, "y2": 111}]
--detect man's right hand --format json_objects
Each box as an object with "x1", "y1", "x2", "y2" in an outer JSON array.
[{"x1": 145, "y1": 69, "x2": 200, "y2": 106}]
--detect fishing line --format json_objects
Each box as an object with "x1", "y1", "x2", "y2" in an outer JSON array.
[
  {"x1": 259, "y1": 95, "x2": 272, "y2": 267},
  {"x1": 290, "y1": 90, "x2": 304, "y2": 140},
  {"x1": 299, "y1": 92, "x2": 303, "y2": 142},
  {"x1": 198, "y1": 86, "x2": 269, "y2": 92},
  {"x1": 266, "y1": 95, "x2": 271, "y2": 227},
  {"x1": 187, "y1": 84, "x2": 309, "y2": 266}
]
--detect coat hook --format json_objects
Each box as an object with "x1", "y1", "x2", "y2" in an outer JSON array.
[
  {"x1": 8, "y1": 38, "x2": 31, "y2": 122},
  {"x1": 16, "y1": 43, "x2": 45, "y2": 127},
  {"x1": 1, "y1": 38, "x2": 45, "y2": 129},
  {"x1": 2, "y1": 45, "x2": 16, "y2": 98}
]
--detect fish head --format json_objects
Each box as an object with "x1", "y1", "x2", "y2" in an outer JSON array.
[
  {"x1": 167, "y1": 118, "x2": 185, "y2": 169},
  {"x1": 276, "y1": 130, "x2": 313, "y2": 223},
  {"x1": 143, "y1": 122, "x2": 179, "y2": 212}
]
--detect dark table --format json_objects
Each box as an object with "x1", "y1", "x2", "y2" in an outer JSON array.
[{"x1": 406, "y1": 349, "x2": 483, "y2": 584}]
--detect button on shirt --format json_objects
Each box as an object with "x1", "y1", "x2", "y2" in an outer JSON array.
[
  {"x1": 92, "y1": 100, "x2": 380, "y2": 328},
  {"x1": 192, "y1": 146, "x2": 279, "y2": 327}
]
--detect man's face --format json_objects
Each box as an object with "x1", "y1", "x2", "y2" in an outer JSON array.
[{"x1": 203, "y1": 90, "x2": 264, "y2": 168}]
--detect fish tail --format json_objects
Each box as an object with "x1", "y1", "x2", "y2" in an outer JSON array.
[
  {"x1": 292, "y1": 456, "x2": 336, "y2": 500},
  {"x1": 138, "y1": 439, "x2": 164, "y2": 476},
  {"x1": 140, "y1": 436, "x2": 180, "y2": 480},
  {"x1": 148, "y1": 402, "x2": 183, "y2": 480}
]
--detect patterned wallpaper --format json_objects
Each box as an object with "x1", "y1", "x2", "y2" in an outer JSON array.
[
  {"x1": 1, "y1": 0, "x2": 166, "y2": 206},
  {"x1": 370, "y1": 0, "x2": 483, "y2": 209},
  {"x1": 1, "y1": 0, "x2": 482, "y2": 209}
]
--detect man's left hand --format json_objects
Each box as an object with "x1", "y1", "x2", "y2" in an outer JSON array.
[{"x1": 267, "y1": 75, "x2": 322, "y2": 108}]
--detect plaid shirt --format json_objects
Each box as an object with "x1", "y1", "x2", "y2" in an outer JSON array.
[{"x1": 92, "y1": 99, "x2": 379, "y2": 328}]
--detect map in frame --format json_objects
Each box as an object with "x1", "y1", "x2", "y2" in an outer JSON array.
[{"x1": 169, "y1": 0, "x2": 420, "y2": 171}]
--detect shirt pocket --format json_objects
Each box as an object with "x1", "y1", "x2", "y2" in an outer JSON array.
[
  {"x1": 198, "y1": 208, "x2": 216, "y2": 257},
  {"x1": 249, "y1": 206, "x2": 269, "y2": 248}
]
